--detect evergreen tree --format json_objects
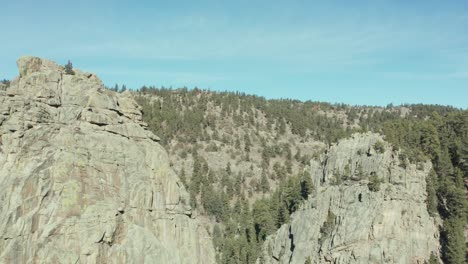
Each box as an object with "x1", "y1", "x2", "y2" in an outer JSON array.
[
  {"x1": 283, "y1": 176, "x2": 302, "y2": 214},
  {"x1": 426, "y1": 170, "x2": 438, "y2": 216},
  {"x1": 252, "y1": 199, "x2": 275, "y2": 241},
  {"x1": 179, "y1": 168, "x2": 187, "y2": 188},
  {"x1": 226, "y1": 162, "x2": 232, "y2": 175},
  {"x1": 285, "y1": 160, "x2": 293, "y2": 174},
  {"x1": 213, "y1": 224, "x2": 223, "y2": 250},
  {"x1": 295, "y1": 149, "x2": 302, "y2": 162},
  {"x1": 420, "y1": 123, "x2": 440, "y2": 159},
  {"x1": 244, "y1": 134, "x2": 252, "y2": 152},
  {"x1": 0, "y1": 79, "x2": 10, "y2": 88},
  {"x1": 190, "y1": 155, "x2": 204, "y2": 194},
  {"x1": 367, "y1": 175, "x2": 382, "y2": 192},
  {"x1": 300, "y1": 172, "x2": 313, "y2": 199},
  {"x1": 441, "y1": 217, "x2": 465, "y2": 264},
  {"x1": 260, "y1": 172, "x2": 270, "y2": 193},
  {"x1": 427, "y1": 252, "x2": 438, "y2": 264},
  {"x1": 64, "y1": 60, "x2": 75, "y2": 75},
  {"x1": 319, "y1": 210, "x2": 336, "y2": 243},
  {"x1": 235, "y1": 138, "x2": 241, "y2": 150}
]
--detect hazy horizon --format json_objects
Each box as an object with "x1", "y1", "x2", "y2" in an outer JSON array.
[{"x1": 1, "y1": 0, "x2": 468, "y2": 108}]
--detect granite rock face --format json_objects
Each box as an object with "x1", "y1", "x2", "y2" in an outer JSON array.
[
  {"x1": 0, "y1": 57, "x2": 215, "y2": 263},
  {"x1": 260, "y1": 133, "x2": 440, "y2": 264}
]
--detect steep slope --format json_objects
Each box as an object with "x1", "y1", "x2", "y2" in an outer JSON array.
[
  {"x1": 134, "y1": 88, "x2": 466, "y2": 263},
  {"x1": 260, "y1": 133, "x2": 440, "y2": 264},
  {"x1": 0, "y1": 57, "x2": 215, "y2": 263}
]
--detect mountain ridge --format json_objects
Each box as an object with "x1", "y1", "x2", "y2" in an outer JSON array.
[{"x1": 0, "y1": 57, "x2": 466, "y2": 263}]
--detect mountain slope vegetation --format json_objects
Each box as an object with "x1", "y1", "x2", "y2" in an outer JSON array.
[{"x1": 129, "y1": 86, "x2": 465, "y2": 263}]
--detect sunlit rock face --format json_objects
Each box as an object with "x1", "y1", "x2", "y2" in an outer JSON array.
[
  {"x1": 0, "y1": 56, "x2": 215, "y2": 264},
  {"x1": 259, "y1": 133, "x2": 440, "y2": 264}
]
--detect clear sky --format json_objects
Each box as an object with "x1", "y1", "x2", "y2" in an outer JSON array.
[{"x1": 1, "y1": 0, "x2": 467, "y2": 108}]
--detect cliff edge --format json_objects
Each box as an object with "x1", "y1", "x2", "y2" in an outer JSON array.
[
  {"x1": 260, "y1": 133, "x2": 440, "y2": 264},
  {"x1": 0, "y1": 57, "x2": 215, "y2": 263}
]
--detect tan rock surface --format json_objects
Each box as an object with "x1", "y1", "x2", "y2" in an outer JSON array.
[
  {"x1": 259, "y1": 133, "x2": 440, "y2": 264},
  {"x1": 0, "y1": 56, "x2": 215, "y2": 263}
]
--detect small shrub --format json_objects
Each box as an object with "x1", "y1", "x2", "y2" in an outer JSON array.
[
  {"x1": 399, "y1": 152, "x2": 408, "y2": 169},
  {"x1": 0, "y1": 79, "x2": 10, "y2": 89},
  {"x1": 330, "y1": 171, "x2": 343, "y2": 186},
  {"x1": 368, "y1": 175, "x2": 382, "y2": 192},
  {"x1": 319, "y1": 210, "x2": 336, "y2": 244},
  {"x1": 64, "y1": 60, "x2": 75, "y2": 75},
  {"x1": 343, "y1": 162, "x2": 351, "y2": 180},
  {"x1": 205, "y1": 142, "x2": 219, "y2": 152},
  {"x1": 312, "y1": 148, "x2": 325, "y2": 160},
  {"x1": 427, "y1": 252, "x2": 438, "y2": 264},
  {"x1": 179, "y1": 150, "x2": 188, "y2": 159},
  {"x1": 355, "y1": 163, "x2": 365, "y2": 179},
  {"x1": 374, "y1": 140, "x2": 385, "y2": 153}
]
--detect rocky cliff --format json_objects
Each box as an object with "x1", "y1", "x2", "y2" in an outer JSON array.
[
  {"x1": 0, "y1": 57, "x2": 215, "y2": 263},
  {"x1": 260, "y1": 133, "x2": 440, "y2": 264}
]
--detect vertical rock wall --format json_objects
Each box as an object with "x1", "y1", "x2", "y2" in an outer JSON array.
[
  {"x1": 260, "y1": 133, "x2": 440, "y2": 264},
  {"x1": 0, "y1": 57, "x2": 215, "y2": 263}
]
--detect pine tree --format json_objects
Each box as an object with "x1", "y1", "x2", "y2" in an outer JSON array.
[
  {"x1": 427, "y1": 252, "x2": 438, "y2": 264},
  {"x1": 252, "y1": 199, "x2": 275, "y2": 241},
  {"x1": 226, "y1": 162, "x2": 232, "y2": 175},
  {"x1": 420, "y1": 123, "x2": 440, "y2": 159},
  {"x1": 356, "y1": 163, "x2": 365, "y2": 179},
  {"x1": 343, "y1": 162, "x2": 351, "y2": 179},
  {"x1": 295, "y1": 149, "x2": 301, "y2": 162},
  {"x1": 367, "y1": 175, "x2": 382, "y2": 192},
  {"x1": 213, "y1": 224, "x2": 223, "y2": 250},
  {"x1": 283, "y1": 176, "x2": 302, "y2": 214},
  {"x1": 300, "y1": 172, "x2": 313, "y2": 199},
  {"x1": 0, "y1": 79, "x2": 10, "y2": 88},
  {"x1": 285, "y1": 160, "x2": 293, "y2": 174},
  {"x1": 64, "y1": 60, "x2": 75, "y2": 75},
  {"x1": 441, "y1": 217, "x2": 465, "y2": 264},
  {"x1": 426, "y1": 170, "x2": 438, "y2": 216},
  {"x1": 319, "y1": 210, "x2": 336, "y2": 243},
  {"x1": 260, "y1": 172, "x2": 270, "y2": 193},
  {"x1": 179, "y1": 168, "x2": 187, "y2": 188},
  {"x1": 190, "y1": 155, "x2": 204, "y2": 194},
  {"x1": 278, "y1": 118, "x2": 286, "y2": 135},
  {"x1": 235, "y1": 138, "x2": 241, "y2": 150}
]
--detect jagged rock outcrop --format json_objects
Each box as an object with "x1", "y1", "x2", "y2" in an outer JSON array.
[
  {"x1": 0, "y1": 57, "x2": 215, "y2": 263},
  {"x1": 260, "y1": 133, "x2": 440, "y2": 264}
]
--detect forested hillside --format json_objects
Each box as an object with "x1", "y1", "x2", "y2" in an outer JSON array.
[{"x1": 131, "y1": 86, "x2": 466, "y2": 263}]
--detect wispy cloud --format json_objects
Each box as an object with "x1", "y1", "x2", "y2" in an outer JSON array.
[
  {"x1": 1, "y1": 1, "x2": 468, "y2": 107},
  {"x1": 86, "y1": 67, "x2": 228, "y2": 87},
  {"x1": 381, "y1": 70, "x2": 468, "y2": 81},
  {"x1": 32, "y1": 8, "x2": 464, "y2": 75}
]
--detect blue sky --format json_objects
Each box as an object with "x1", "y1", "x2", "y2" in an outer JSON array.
[{"x1": 1, "y1": 0, "x2": 467, "y2": 108}]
